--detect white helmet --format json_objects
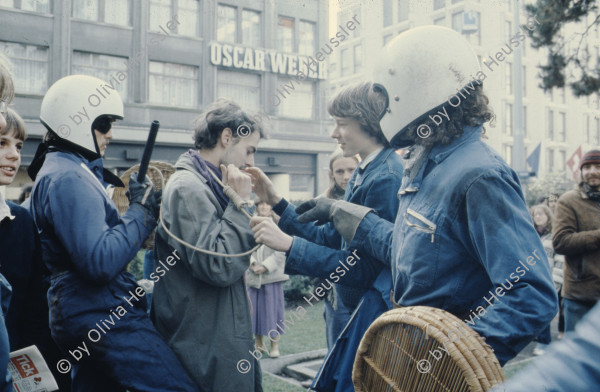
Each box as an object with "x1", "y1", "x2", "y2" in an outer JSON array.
[
  {"x1": 373, "y1": 26, "x2": 481, "y2": 146},
  {"x1": 40, "y1": 75, "x2": 123, "y2": 156}
]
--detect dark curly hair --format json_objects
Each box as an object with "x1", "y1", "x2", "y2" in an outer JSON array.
[
  {"x1": 328, "y1": 82, "x2": 390, "y2": 147},
  {"x1": 402, "y1": 82, "x2": 495, "y2": 147},
  {"x1": 193, "y1": 98, "x2": 264, "y2": 150}
]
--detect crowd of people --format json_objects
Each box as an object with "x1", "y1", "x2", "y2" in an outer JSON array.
[{"x1": 0, "y1": 23, "x2": 598, "y2": 392}]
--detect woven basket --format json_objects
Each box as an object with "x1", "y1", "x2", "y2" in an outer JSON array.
[
  {"x1": 111, "y1": 161, "x2": 176, "y2": 250},
  {"x1": 353, "y1": 306, "x2": 505, "y2": 392}
]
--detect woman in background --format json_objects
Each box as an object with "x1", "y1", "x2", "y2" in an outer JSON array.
[
  {"x1": 246, "y1": 200, "x2": 289, "y2": 358},
  {"x1": 321, "y1": 152, "x2": 359, "y2": 349}
]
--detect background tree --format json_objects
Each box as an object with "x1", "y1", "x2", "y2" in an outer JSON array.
[
  {"x1": 525, "y1": 171, "x2": 576, "y2": 206},
  {"x1": 526, "y1": 0, "x2": 600, "y2": 96}
]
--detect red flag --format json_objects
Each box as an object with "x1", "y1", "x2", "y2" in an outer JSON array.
[{"x1": 566, "y1": 146, "x2": 583, "y2": 182}]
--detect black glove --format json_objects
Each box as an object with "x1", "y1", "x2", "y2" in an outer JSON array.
[
  {"x1": 295, "y1": 198, "x2": 335, "y2": 225},
  {"x1": 127, "y1": 172, "x2": 162, "y2": 219}
]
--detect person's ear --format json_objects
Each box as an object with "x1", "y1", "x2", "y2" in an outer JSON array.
[{"x1": 220, "y1": 128, "x2": 233, "y2": 146}]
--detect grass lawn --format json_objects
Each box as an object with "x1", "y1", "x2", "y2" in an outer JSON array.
[
  {"x1": 278, "y1": 300, "x2": 327, "y2": 356},
  {"x1": 263, "y1": 373, "x2": 307, "y2": 392},
  {"x1": 262, "y1": 301, "x2": 327, "y2": 391}
]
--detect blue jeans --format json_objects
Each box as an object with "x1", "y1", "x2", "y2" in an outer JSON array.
[
  {"x1": 563, "y1": 298, "x2": 597, "y2": 332},
  {"x1": 323, "y1": 292, "x2": 352, "y2": 350}
]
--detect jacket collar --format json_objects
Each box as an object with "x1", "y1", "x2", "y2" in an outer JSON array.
[
  {"x1": 350, "y1": 148, "x2": 396, "y2": 191},
  {"x1": 429, "y1": 125, "x2": 483, "y2": 165},
  {"x1": 0, "y1": 194, "x2": 14, "y2": 223},
  {"x1": 398, "y1": 125, "x2": 483, "y2": 195},
  {"x1": 175, "y1": 152, "x2": 208, "y2": 184}
]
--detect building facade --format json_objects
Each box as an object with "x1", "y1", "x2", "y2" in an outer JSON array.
[
  {"x1": 0, "y1": 0, "x2": 336, "y2": 200},
  {"x1": 329, "y1": 0, "x2": 600, "y2": 183}
]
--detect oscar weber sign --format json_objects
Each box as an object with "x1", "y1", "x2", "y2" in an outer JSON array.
[{"x1": 209, "y1": 42, "x2": 326, "y2": 80}]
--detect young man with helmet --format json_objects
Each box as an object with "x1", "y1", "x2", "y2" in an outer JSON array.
[
  {"x1": 294, "y1": 26, "x2": 558, "y2": 365},
  {"x1": 28, "y1": 75, "x2": 199, "y2": 392}
]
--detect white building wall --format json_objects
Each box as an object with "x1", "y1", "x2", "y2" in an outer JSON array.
[{"x1": 328, "y1": 0, "x2": 600, "y2": 180}]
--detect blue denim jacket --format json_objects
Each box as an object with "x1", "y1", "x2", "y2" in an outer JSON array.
[
  {"x1": 274, "y1": 148, "x2": 403, "y2": 288},
  {"x1": 273, "y1": 148, "x2": 403, "y2": 392},
  {"x1": 351, "y1": 126, "x2": 558, "y2": 364}
]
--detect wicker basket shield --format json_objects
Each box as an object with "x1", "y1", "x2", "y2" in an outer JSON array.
[
  {"x1": 353, "y1": 306, "x2": 505, "y2": 392},
  {"x1": 111, "y1": 161, "x2": 176, "y2": 250}
]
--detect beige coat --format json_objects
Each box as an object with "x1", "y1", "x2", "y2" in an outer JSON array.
[{"x1": 245, "y1": 245, "x2": 289, "y2": 289}]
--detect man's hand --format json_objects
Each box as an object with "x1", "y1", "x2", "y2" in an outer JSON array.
[
  {"x1": 249, "y1": 264, "x2": 267, "y2": 275},
  {"x1": 221, "y1": 164, "x2": 252, "y2": 200},
  {"x1": 250, "y1": 216, "x2": 293, "y2": 252},
  {"x1": 245, "y1": 167, "x2": 282, "y2": 206},
  {"x1": 128, "y1": 172, "x2": 162, "y2": 219},
  {"x1": 295, "y1": 198, "x2": 336, "y2": 225}
]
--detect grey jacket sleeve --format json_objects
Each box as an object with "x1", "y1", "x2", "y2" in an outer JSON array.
[{"x1": 161, "y1": 173, "x2": 255, "y2": 287}]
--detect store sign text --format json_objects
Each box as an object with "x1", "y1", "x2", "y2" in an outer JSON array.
[{"x1": 209, "y1": 42, "x2": 326, "y2": 80}]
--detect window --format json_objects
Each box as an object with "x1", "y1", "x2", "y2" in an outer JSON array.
[
  {"x1": 546, "y1": 149, "x2": 554, "y2": 172},
  {"x1": 0, "y1": 41, "x2": 48, "y2": 94},
  {"x1": 276, "y1": 78, "x2": 314, "y2": 119},
  {"x1": 328, "y1": 62, "x2": 337, "y2": 77},
  {"x1": 505, "y1": 62, "x2": 512, "y2": 94},
  {"x1": 73, "y1": 0, "x2": 131, "y2": 26},
  {"x1": 505, "y1": 20, "x2": 512, "y2": 41},
  {"x1": 177, "y1": 0, "x2": 200, "y2": 36},
  {"x1": 277, "y1": 16, "x2": 294, "y2": 53},
  {"x1": 398, "y1": 0, "x2": 409, "y2": 22},
  {"x1": 383, "y1": 0, "x2": 393, "y2": 27},
  {"x1": 72, "y1": 51, "x2": 128, "y2": 100},
  {"x1": 0, "y1": 0, "x2": 51, "y2": 13},
  {"x1": 218, "y1": 70, "x2": 260, "y2": 112},
  {"x1": 242, "y1": 10, "x2": 261, "y2": 46},
  {"x1": 217, "y1": 5, "x2": 236, "y2": 43},
  {"x1": 504, "y1": 144, "x2": 512, "y2": 166},
  {"x1": 547, "y1": 109, "x2": 554, "y2": 140},
  {"x1": 341, "y1": 48, "x2": 351, "y2": 77},
  {"x1": 559, "y1": 150, "x2": 566, "y2": 171},
  {"x1": 339, "y1": 9, "x2": 360, "y2": 39},
  {"x1": 451, "y1": 11, "x2": 462, "y2": 31},
  {"x1": 451, "y1": 0, "x2": 462, "y2": 3},
  {"x1": 149, "y1": 0, "x2": 198, "y2": 37},
  {"x1": 298, "y1": 21, "x2": 316, "y2": 56},
  {"x1": 434, "y1": 0, "x2": 445, "y2": 10},
  {"x1": 558, "y1": 112, "x2": 566, "y2": 142},
  {"x1": 354, "y1": 44, "x2": 362, "y2": 74},
  {"x1": 504, "y1": 102, "x2": 512, "y2": 135},
  {"x1": 149, "y1": 0, "x2": 171, "y2": 31},
  {"x1": 434, "y1": 16, "x2": 446, "y2": 25},
  {"x1": 149, "y1": 61, "x2": 198, "y2": 107}
]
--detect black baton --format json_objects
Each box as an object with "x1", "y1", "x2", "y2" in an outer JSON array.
[{"x1": 137, "y1": 120, "x2": 160, "y2": 183}]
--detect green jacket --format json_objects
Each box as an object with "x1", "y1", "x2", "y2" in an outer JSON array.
[{"x1": 153, "y1": 152, "x2": 262, "y2": 392}]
